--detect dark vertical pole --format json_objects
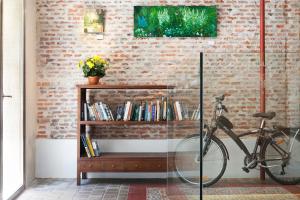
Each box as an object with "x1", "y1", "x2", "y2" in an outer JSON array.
[
  {"x1": 200, "y1": 52, "x2": 203, "y2": 198},
  {"x1": 260, "y1": 0, "x2": 266, "y2": 181}
]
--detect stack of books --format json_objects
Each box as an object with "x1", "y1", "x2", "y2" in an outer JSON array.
[
  {"x1": 82, "y1": 101, "x2": 114, "y2": 121},
  {"x1": 80, "y1": 133, "x2": 100, "y2": 157}
]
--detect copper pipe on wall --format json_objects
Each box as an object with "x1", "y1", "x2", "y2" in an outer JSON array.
[{"x1": 260, "y1": 0, "x2": 266, "y2": 181}]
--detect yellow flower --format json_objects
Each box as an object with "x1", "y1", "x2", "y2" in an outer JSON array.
[
  {"x1": 87, "y1": 61, "x2": 94, "y2": 69},
  {"x1": 77, "y1": 60, "x2": 84, "y2": 68},
  {"x1": 93, "y1": 55, "x2": 101, "y2": 61}
]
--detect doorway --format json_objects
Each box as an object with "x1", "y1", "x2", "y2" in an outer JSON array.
[{"x1": 1, "y1": 0, "x2": 25, "y2": 199}]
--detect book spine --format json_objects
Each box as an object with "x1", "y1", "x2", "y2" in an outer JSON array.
[
  {"x1": 191, "y1": 110, "x2": 196, "y2": 120},
  {"x1": 81, "y1": 135, "x2": 91, "y2": 158},
  {"x1": 148, "y1": 102, "x2": 151, "y2": 121},
  {"x1": 164, "y1": 100, "x2": 167, "y2": 120},
  {"x1": 123, "y1": 101, "x2": 130, "y2": 121},
  {"x1": 95, "y1": 142, "x2": 101, "y2": 156},
  {"x1": 92, "y1": 104, "x2": 101, "y2": 121},
  {"x1": 116, "y1": 106, "x2": 122, "y2": 121},
  {"x1": 144, "y1": 101, "x2": 148, "y2": 121},
  {"x1": 87, "y1": 104, "x2": 96, "y2": 121},
  {"x1": 152, "y1": 103, "x2": 156, "y2": 122},
  {"x1": 94, "y1": 103, "x2": 102, "y2": 120},
  {"x1": 103, "y1": 103, "x2": 110, "y2": 120},
  {"x1": 128, "y1": 102, "x2": 133, "y2": 121},
  {"x1": 173, "y1": 102, "x2": 178, "y2": 120},
  {"x1": 92, "y1": 141, "x2": 99, "y2": 157},
  {"x1": 176, "y1": 101, "x2": 183, "y2": 120},
  {"x1": 141, "y1": 102, "x2": 145, "y2": 121},
  {"x1": 156, "y1": 100, "x2": 160, "y2": 121},
  {"x1": 98, "y1": 102, "x2": 108, "y2": 121},
  {"x1": 138, "y1": 104, "x2": 142, "y2": 121},
  {"x1": 84, "y1": 103, "x2": 88, "y2": 121},
  {"x1": 86, "y1": 134, "x2": 95, "y2": 157},
  {"x1": 108, "y1": 106, "x2": 115, "y2": 121}
]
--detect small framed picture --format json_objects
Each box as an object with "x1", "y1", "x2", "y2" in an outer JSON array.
[{"x1": 84, "y1": 8, "x2": 105, "y2": 34}]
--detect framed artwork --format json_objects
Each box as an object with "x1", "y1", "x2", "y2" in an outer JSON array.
[
  {"x1": 84, "y1": 8, "x2": 105, "y2": 34},
  {"x1": 134, "y1": 6, "x2": 217, "y2": 37}
]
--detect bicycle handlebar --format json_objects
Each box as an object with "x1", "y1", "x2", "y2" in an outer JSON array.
[{"x1": 215, "y1": 93, "x2": 230, "y2": 102}]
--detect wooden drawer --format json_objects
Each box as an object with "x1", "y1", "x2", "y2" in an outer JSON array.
[
  {"x1": 79, "y1": 161, "x2": 101, "y2": 172},
  {"x1": 100, "y1": 161, "x2": 124, "y2": 172}
]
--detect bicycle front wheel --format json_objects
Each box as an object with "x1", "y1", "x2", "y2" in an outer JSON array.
[
  {"x1": 175, "y1": 134, "x2": 200, "y2": 185},
  {"x1": 261, "y1": 131, "x2": 300, "y2": 185},
  {"x1": 202, "y1": 135, "x2": 227, "y2": 187}
]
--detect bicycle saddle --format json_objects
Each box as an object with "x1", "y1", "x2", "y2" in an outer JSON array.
[{"x1": 252, "y1": 112, "x2": 276, "y2": 120}]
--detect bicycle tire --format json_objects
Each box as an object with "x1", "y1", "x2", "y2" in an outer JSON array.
[
  {"x1": 261, "y1": 134, "x2": 300, "y2": 185},
  {"x1": 174, "y1": 134, "x2": 227, "y2": 187},
  {"x1": 202, "y1": 135, "x2": 227, "y2": 187}
]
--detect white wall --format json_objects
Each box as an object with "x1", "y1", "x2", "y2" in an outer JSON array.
[
  {"x1": 36, "y1": 138, "x2": 259, "y2": 179},
  {"x1": 25, "y1": 0, "x2": 37, "y2": 187}
]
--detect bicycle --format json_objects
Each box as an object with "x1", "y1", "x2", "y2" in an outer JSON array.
[{"x1": 174, "y1": 94, "x2": 300, "y2": 186}]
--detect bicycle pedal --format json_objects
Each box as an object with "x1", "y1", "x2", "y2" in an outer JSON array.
[{"x1": 242, "y1": 167, "x2": 250, "y2": 173}]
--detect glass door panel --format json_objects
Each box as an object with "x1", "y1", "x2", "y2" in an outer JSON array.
[
  {"x1": 2, "y1": 0, "x2": 24, "y2": 199},
  {"x1": 167, "y1": 52, "x2": 201, "y2": 199}
]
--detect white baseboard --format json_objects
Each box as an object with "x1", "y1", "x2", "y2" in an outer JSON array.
[{"x1": 36, "y1": 138, "x2": 259, "y2": 179}]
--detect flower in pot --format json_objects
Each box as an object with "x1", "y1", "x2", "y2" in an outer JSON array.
[{"x1": 78, "y1": 55, "x2": 109, "y2": 85}]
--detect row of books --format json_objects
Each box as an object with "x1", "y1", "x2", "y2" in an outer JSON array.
[
  {"x1": 81, "y1": 133, "x2": 100, "y2": 157},
  {"x1": 191, "y1": 104, "x2": 201, "y2": 120},
  {"x1": 83, "y1": 102, "x2": 114, "y2": 121},
  {"x1": 82, "y1": 99, "x2": 201, "y2": 121}
]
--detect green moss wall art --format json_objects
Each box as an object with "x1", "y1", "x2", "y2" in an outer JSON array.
[{"x1": 134, "y1": 6, "x2": 217, "y2": 38}]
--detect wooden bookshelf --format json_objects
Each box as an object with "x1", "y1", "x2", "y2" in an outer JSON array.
[{"x1": 77, "y1": 84, "x2": 196, "y2": 185}]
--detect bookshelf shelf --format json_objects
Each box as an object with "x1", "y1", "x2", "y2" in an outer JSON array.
[
  {"x1": 79, "y1": 152, "x2": 170, "y2": 160},
  {"x1": 79, "y1": 120, "x2": 199, "y2": 126},
  {"x1": 76, "y1": 84, "x2": 175, "y2": 90},
  {"x1": 76, "y1": 84, "x2": 179, "y2": 185}
]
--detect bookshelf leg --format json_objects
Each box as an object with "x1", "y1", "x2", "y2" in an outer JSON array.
[
  {"x1": 77, "y1": 171, "x2": 81, "y2": 185},
  {"x1": 82, "y1": 172, "x2": 87, "y2": 179}
]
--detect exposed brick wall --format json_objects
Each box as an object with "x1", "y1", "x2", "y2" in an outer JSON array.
[{"x1": 36, "y1": 0, "x2": 300, "y2": 139}]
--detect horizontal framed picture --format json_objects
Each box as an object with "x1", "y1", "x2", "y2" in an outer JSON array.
[
  {"x1": 134, "y1": 6, "x2": 217, "y2": 38},
  {"x1": 84, "y1": 8, "x2": 105, "y2": 34}
]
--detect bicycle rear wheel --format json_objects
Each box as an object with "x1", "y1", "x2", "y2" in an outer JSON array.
[{"x1": 261, "y1": 130, "x2": 300, "y2": 185}]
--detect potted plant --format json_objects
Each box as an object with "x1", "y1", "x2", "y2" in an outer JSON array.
[{"x1": 78, "y1": 55, "x2": 109, "y2": 85}]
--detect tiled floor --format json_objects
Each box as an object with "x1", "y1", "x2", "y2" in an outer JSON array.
[{"x1": 16, "y1": 178, "x2": 300, "y2": 200}]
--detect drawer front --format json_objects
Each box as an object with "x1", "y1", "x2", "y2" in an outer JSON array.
[
  {"x1": 79, "y1": 161, "x2": 101, "y2": 172},
  {"x1": 79, "y1": 158, "x2": 167, "y2": 172}
]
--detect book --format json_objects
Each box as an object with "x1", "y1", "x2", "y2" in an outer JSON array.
[
  {"x1": 181, "y1": 103, "x2": 189, "y2": 120},
  {"x1": 81, "y1": 135, "x2": 91, "y2": 158},
  {"x1": 148, "y1": 102, "x2": 151, "y2": 121},
  {"x1": 85, "y1": 133, "x2": 95, "y2": 157},
  {"x1": 123, "y1": 101, "x2": 130, "y2": 121},
  {"x1": 141, "y1": 102, "x2": 145, "y2": 121},
  {"x1": 175, "y1": 101, "x2": 183, "y2": 120},
  {"x1": 116, "y1": 105, "x2": 123, "y2": 121},
  {"x1": 163, "y1": 99, "x2": 167, "y2": 120},
  {"x1": 173, "y1": 102, "x2": 179, "y2": 120},
  {"x1": 92, "y1": 141, "x2": 100, "y2": 157},
  {"x1": 127, "y1": 102, "x2": 133, "y2": 121},
  {"x1": 144, "y1": 101, "x2": 148, "y2": 121},
  {"x1": 87, "y1": 103, "x2": 96, "y2": 121},
  {"x1": 138, "y1": 103, "x2": 142, "y2": 121},
  {"x1": 106, "y1": 104, "x2": 115, "y2": 121},
  {"x1": 156, "y1": 99, "x2": 160, "y2": 121},
  {"x1": 152, "y1": 103, "x2": 156, "y2": 122},
  {"x1": 94, "y1": 103, "x2": 102, "y2": 120},
  {"x1": 83, "y1": 103, "x2": 88, "y2": 121}
]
